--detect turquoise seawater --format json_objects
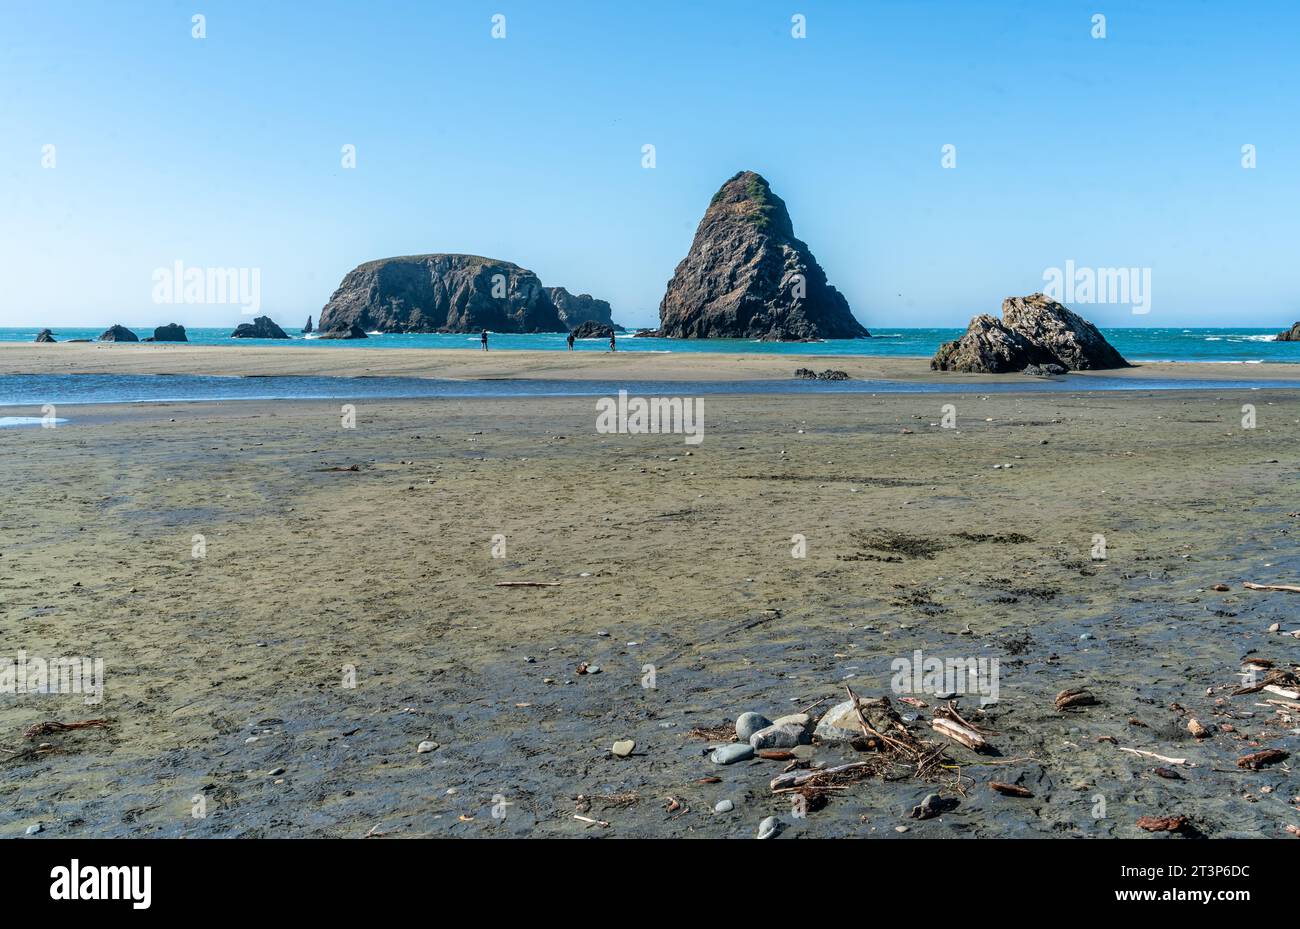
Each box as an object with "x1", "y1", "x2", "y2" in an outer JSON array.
[{"x1": 2, "y1": 327, "x2": 1297, "y2": 364}]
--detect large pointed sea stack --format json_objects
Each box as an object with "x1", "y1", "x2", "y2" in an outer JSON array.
[
  {"x1": 317, "y1": 254, "x2": 567, "y2": 334},
  {"x1": 932, "y1": 294, "x2": 1129, "y2": 373},
  {"x1": 657, "y1": 171, "x2": 868, "y2": 340}
]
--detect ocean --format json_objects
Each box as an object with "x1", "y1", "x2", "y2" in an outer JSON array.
[{"x1": 3, "y1": 326, "x2": 1297, "y2": 364}]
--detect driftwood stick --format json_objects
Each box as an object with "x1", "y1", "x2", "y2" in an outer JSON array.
[
  {"x1": 1118, "y1": 746, "x2": 1190, "y2": 766},
  {"x1": 1263, "y1": 684, "x2": 1300, "y2": 700},
  {"x1": 494, "y1": 581, "x2": 560, "y2": 588},
  {"x1": 769, "y1": 761, "x2": 873, "y2": 792},
  {"x1": 1243, "y1": 582, "x2": 1300, "y2": 593},
  {"x1": 931, "y1": 717, "x2": 991, "y2": 753}
]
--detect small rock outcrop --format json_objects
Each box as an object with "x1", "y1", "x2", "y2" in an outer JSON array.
[
  {"x1": 546, "y1": 287, "x2": 618, "y2": 330},
  {"x1": 570, "y1": 320, "x2": 614, "y2": 339},
  {"x1": 152, "y1": 323, "x2": 188, "y2": 342},
  {"x1": 932, "y1": 294, "x2": 1128, "y2": 373},
  {"x1": 1276, "y1": 322, "x2": 1300, "y2": 342},
  {"x1": 317, "y1": 254, "x2": 566, "y2": 334},
  {"x1": 98, "y1": 324, "x2": 138, "y2": 342},
  {"x1": 794, "y1": 368, "x2": 850, "y2": 381},
  {"x1": 658, "y1": 171, "x2": 869, "y2": 340},
  {"x1": 34, "y1": 329, "x2": 56, "y2": 343},
  {"x1": 230, "y1": 316, "x2": 290, "y2": 339},
  {"x1": 304, "y1": 315, "x2": 313, "y2": 334},
  {"x1": 316, "y1": 322, "x2": 368, "y2": 340}
]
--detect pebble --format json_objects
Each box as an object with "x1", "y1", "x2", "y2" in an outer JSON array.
[
  {"x1": 735, "y1": 712, "x2": 773, "y2": 742},
  {"x1": 756, "y1": 816, "x2": 781, "y2": 839},
  {"x1": 417, "y1": 740, "x2": 439, "y2": 753},
  {"x1": 245, "y1": 736, "x2": 259, "y2": 744},
  {"x1": 710, "y1": 743, "x2": 755, "y2": 765},
  {"x1": 585, "y1": 665, "x2": 601, "y2": 674},
  {"x1": 267, "y1": 767, "x2": 285, "y2": 777},
  {"x1": 1079, "y1": 633, "x2": 1092, "y2": 641},
  {"x1": 25, "y1": 823, "x2": 42, "y2": 835},
  {"x1": 597, "y1": 630, "x2": 610, "y2": 637},
  {"x1": 714, "y1": 799, "x2": 734, "y2": 814},
  {"x1": 611, "y1": 739, "x2": 635, "y2": 757}
]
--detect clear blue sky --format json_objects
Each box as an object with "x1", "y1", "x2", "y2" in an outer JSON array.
[{"x1": 2, "y1": 0, "x2": 1297, "y2": 329}]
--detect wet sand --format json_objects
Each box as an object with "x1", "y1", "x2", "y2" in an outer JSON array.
[
  {"x1": 3, "y1": 340, "x2": 1300, "y2": 383},
  {"x1": 2, "y1": 385, "x2": 1299, "y2": 838}
]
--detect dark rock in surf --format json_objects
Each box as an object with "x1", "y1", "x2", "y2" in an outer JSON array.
[
  {"x1": 98, "y1": 324, "x2": 138, "y2": 342},
  {"x1": 304, "y1": 315, "x2": 313, "y2": 334},
  {"x1": 152, "y1": 323, "x2": 188, "y2": 342},
  {"x1": 571, "y1": 320, "x2": 615, "y2": 339},
  {"x1": 35, "y1": 329, "x2": 56, "y2": 343},
  {"x1": 315, "y1": 322, "x2": 368, "y2": 340},
  {"x1": 231, "y1": 316, "x2": 290, "y2": 339},
  {"x1": 1276, "y1": 322, "x2": 1300, "y2": 342}
]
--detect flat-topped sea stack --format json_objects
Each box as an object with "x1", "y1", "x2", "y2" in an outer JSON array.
[
  {"x1": 317, "y1": 254, "x2": 567, "y2": 334},
  {"x1": 658, "y1": 171, "x2": 868, "y2": 341},
  {"x1": 1276, "y1": 322, "x2": 1300, "y2": 342},
  {"x1": 546, "y1": 287, "x2": 619, "y2": 331},
  {"x1": 150, "y1": 323, "x2": 187, "y2": 342},
  {"x1": 932, "y1": 294, "x2": 1129, "y2": 373}
]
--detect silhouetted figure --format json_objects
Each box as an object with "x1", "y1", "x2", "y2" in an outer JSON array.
[
  {"x1": 609, "y1": 331, "x2": 616, "y2": 352},
  {"x1": 567, "y1": 331, "x2": 575, "y2": 351},
  {"x1": 481, "y1": 329, "x2": 489, "y2": 351}
]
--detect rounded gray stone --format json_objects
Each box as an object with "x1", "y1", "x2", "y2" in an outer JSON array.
[
  {"x1": 710, "y1": 743, "x2": 755, "y2": 765},
  {"x1": 735, "y1": 712, "x2": 772, "y2": 742}
]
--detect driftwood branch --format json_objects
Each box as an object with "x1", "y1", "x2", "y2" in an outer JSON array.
[{"x1": 931, "y1": 717, "x2": 991, "y2": 753}]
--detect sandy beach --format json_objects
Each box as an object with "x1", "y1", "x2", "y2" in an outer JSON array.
[
  {"x1": 2, "y1": 351, "x2": 1298, "y2": 837},
  {"x1": 4, "y1": 340, "x2": 1300, "y2": 384}
]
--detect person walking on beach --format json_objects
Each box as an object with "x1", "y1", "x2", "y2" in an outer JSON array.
[
  {"x1": 481, "y1": 329, "x2": 489, "y2": 351},
  {"x1": 609, "y1": 331, "x2": 616, "y2": 352},
  {"x1": 567, "y1": 331, "x2": 575, "y2": 351}
]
